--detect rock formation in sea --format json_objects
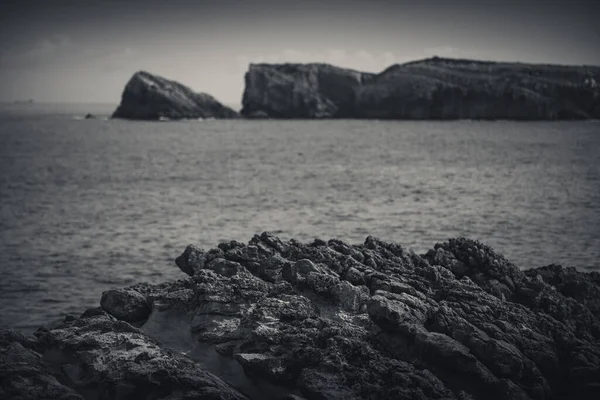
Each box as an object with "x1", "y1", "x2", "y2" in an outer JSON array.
[
  {"x1": 112, "y1": 71, "x2": 239, "y2": 120},
  {"x1": 241, "y1": 57, "x2": 600, "y2": 119},
  {"x1": 2, "y1": 233, "x2": 600, "y2": 399}
]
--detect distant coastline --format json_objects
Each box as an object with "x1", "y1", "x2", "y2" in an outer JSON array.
[
  {"x1": 240, "y1": 57, "x2": 600, "y2": 120},
  {"x1": 108, "y1": 56, "x2": 600, "y2": 121}
]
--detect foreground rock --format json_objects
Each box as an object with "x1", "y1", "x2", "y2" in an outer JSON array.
[
  {"x1": 112, "y1": 71, "x2": 239, "y2": 120},
  {"x1": 241, "y1": 57, "x2": 600, "y2": 119},
  {"x1": 2, "y1": 234, "x2": 600, "y2": 399},
  {"x1": 1, "y1": 312, "x2": 248, "y2": 400}
]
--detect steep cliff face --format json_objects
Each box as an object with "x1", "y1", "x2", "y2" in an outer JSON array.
[
  {"x1": 112, "y1": 71, "x2": 238, "y2": 120},
  {"x1": 241, "y1": 58, "x2": 600, "y2": 119},
  {"x1": 241, "y1": 63, "x2": 373, "y2": 118}
]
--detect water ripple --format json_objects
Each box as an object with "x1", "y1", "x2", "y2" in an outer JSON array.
[{"x1": 0, "y1": 114, "x2": 599, "y2": 332}]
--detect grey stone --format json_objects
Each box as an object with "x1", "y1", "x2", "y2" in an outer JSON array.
[
  {"x1": 112, "y1": 71, "x2": 239, "y2": 120},
  {"x1": 241, "y1": 59, "x2": 600, "y2": 120},
  {"x1": 5, "y1": 233, "x2": 600, "y2": 400},
  {"x1": 100, "y1": 288, "x2": 150, "y2": 323}
]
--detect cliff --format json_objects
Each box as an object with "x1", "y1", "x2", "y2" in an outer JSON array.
[
  {"x1": 241, "y1": 63, "x2": 373, "y2": 118},
  {"x1": 241, "y1": 57, "x2": 600, "y2": 119},
  {"x1": 2, "y1": 233, "x2": 600, "y2": 399},
  {"x1": 112, "y1": 71, "x2": 238, "y2": 120}
]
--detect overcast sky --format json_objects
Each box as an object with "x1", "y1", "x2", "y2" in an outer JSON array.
[{"x1": 0, "y1": 0, "x2": 598, "y2": 106}]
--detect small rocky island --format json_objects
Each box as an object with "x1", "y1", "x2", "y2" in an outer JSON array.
[
  {"x1": 241, "y1": 57, "x2": 600, "y2": 119},
  {"x1": 2, "y1": 233, "x2": 599, "y2": 399},
  {"x1": 112, "y1": 71, "x2": 238, "y2": 120}
]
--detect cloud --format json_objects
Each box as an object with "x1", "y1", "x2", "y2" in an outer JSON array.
[
  {"x1": 0, "y1": 34, "x2": 140, "y2": 72},
  {"x1": 96, "y1": 47, "x2": 139, "y2": 72},
  {"x1": 235, "y1": 49, "x2": 404, "y2": 72},
  {"x1": 0, "y1": 34, "x2": 76, "y2": 68},
  {"x1": 29, "y1": 34, "x2": 73, "y2": 55}
]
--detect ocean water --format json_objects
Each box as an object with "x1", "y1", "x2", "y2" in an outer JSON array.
[{"x1": 1, "y1": 103, "x2": 599, "y2": 333}]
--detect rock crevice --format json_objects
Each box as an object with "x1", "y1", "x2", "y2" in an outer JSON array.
[{"x1": 2, "y1": 233, "x2": 600, "y2": 399}]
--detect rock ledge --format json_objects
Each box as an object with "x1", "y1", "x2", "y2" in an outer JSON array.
[{"x1": 2, "y1": 233, "x2": 600, "y2": 400}]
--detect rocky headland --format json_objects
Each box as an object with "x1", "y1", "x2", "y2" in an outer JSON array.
[
  {"x1": 2, "y1": 233, "x2": 600, "y2": 399},
  {"x1": 241, "y1": 57, "x2": 600, "y2": 119},
  {"x1": 112, "y1": 71, "x2": 239, "y2": 120}
]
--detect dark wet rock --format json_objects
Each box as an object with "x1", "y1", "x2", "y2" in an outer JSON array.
[
  {"x1": 112, "y1": 71, "x2": 239, "y2": 120},
  {"x1": 175, "y1": 244, "x2": 208, "y2": 276},
  {"x1": 3, "y1": 233, "x2": 600, "y2": 400},
  {"x1": 424, "y1": 238, "x2": 600, "y2": 340},
  {"x1": 241, "y1": 58, "x2": 600, "y2": 120},
  {"x1": 1, "y1": 310, "x2": 249, "y2": 400},
  {"x1": 0, "y1": 337, "x2": 84, "y2": 400},
  {"x1": 524, "y1": 264, "x2": 600, "y2": 317},
  {"x1": 100, "y1": 288, "x2": 151, "y2": 323},
  {"x1": 84, "y1": 113, "x2": 96, "y2": 119}
]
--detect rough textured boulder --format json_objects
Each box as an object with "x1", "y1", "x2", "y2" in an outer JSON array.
[
  {"x1": 1, "y1": 312, "x2": 249, "y2": 400},
  {"x1": 112, "y1": 71, "x2": 239, "y2": 120},
  {"x1": 2, "y1": 233, "x2": 600, "y2": 399},
  {"x1": 0, "y1": 330, "x2": 83, "y2": 400},
  {"x1": 100, "y1": 288, "x2": 151, "y2": 323},
  {"x1": 241, "y1": 57, "x2": 600, "y2": 119}
]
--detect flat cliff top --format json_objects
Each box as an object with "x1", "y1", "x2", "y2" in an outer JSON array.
[
  {"x1": 248, "y1": 62, "x2": 372, "y2": 75},
  {"x1": 248, "y1": 57, "x2": 600, "y2": 81},
  {"x1": 242, "y1": 57, "x2": 600, "y2": 119}
]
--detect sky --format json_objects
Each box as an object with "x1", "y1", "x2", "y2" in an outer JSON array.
[{"x1": 0, "y1": 0, "x2": 599, "y2": 106}]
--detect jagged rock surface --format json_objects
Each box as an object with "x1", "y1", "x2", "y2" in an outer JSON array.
[
  {"x1": 112, "y1": 71, "x2": 239, "y2": 120},
  {"x1": 0, "y1": 330, "x2": 83, "y2": 400},
  {"x1": 1, "y1": 312, "x2": 249, "y2": 400},
  {"x1": 2, "y1": 234, "x2": 600, "y2": 399},
  {"x1": 241, "y1": 58, "x2": 600, "y2": 119},
  {"x1": 241, "y1": 63, "x2": 371, "y2": 118}
]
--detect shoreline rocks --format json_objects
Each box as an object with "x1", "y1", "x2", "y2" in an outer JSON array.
[
  {"x1": 111, "y1": 71, "x2": 239, "y2": 120},
  {"x1": 241, "y1": 58, "x2": 600, "y2": 120},
  {"x1": 2, "y1": 233, "x2": 600, "y2": 399}
]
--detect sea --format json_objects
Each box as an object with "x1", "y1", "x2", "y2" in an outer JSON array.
[{"x1": 1, "y1": 102, "x2": 599, "y2": 333}]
